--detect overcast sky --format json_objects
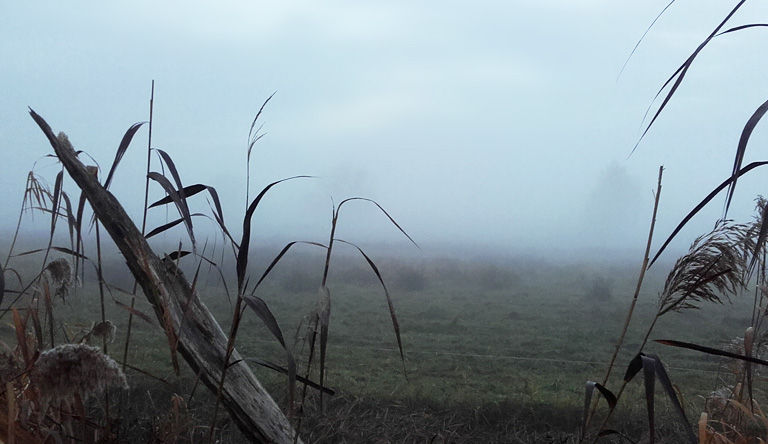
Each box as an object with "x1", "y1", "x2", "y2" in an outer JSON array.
[{"x1": 3, "y1": 1, "x2": 768, "y2": 261}]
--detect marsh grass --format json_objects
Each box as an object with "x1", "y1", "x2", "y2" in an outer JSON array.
[
  {"x1": 582, "y1": 2, "x2": 768, "y2": 443},
  {"x1": 0, "y1": 87, "x2": 419, "y2": 442}
]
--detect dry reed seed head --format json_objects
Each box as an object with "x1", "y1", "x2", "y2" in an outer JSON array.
[
  {"x1": 56, "y1": 132, "x2": 73, "y2": 151},
  {"x1": 45, "y1": 258, "x2": 73, "y2": 302},
  {"x1": 658, "y1": 221, "x2": 751, "y2": 315},
  {"x1": 30, "y1": 343, "x2": 127, "y2": 412},
  {"x1": 91, "y1": 320, "x2": 116, "y2": 343}
]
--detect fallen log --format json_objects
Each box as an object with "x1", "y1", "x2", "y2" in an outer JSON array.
[{"x1": 30, "y1": 109, "x2": 301, "y2": 444}]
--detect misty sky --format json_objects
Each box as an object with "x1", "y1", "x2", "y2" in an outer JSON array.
[{"x1": 3, "y1": 1, "x2": 768, "y2": 260}]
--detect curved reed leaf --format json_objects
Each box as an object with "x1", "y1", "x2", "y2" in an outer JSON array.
[
  {"x1": 336, "y1": 239, "x2": 407, "y2": 377},
  {"x1": 58, "y1": 192, "x2": 74, "y2": 246},
  {"x1": 236, "y1": 176, "x2": 312, "y2": 290},
  {"x1": 145, "y1": 217, "x2": 185, "y2": 239},
  {"x1": 149, "y1": 183, "x2": 235, "y2": 246},
  {"x1": 726, "y1": 98, "x2": 768, "y2": 216},
  {"x1": 618, "y1": 0, "x2": 675, "y2": 80},
  {"x1": 648, "y1": 354, "x2": 698, "y2": 444},
  {"x1": 655, "y1": 339, "x2": 768, "y2": 366},
  {"x1": 50, "y1": 170, "x2": 63, "y2": 236},
  {"x1": 242, "y1": 294, "x2": 298, "y2": 415},
  {"x1": 163, "y1": 250, "x2": 191, "y2": 261},
  {"x1": 250, "y1": 241, "x2": 327, "y2": 293},
  {"x1": 620, "y1": 353, "x2": 695, "y2": 444},
  {"x1": 112, "y1": 298, "x2": 159, "y2": 328},
  {"x1": 149, "y1": 184, "x2": 207, "y2": 208},
  {"x1": 104, "y1": 122, "x2": 146, "y2": 190},
  {"x1": 632, "y1": 0, "x2": 748, "y2": 155},
  {"x1": 582, "y1": 381, "x2": 616, "y2": 440},
  {"x1": 75, "y1": 190, "x2": 87, "y2": 274},
  {"x1": 13, "y1": 247, "x2": 88, "y2": 259},
  {"x1": 242, "y1": 294, "x2": 289, "y2": 350},
  {"x1": 641, "y1": 355, "x2": 656, "y2": 444},
  {"x1": 623, "y1": 353, "x2": 644, "y2": 383},
  {"x1": 247, "y1": 358, "x2": 334, "y2": 395},
  {"x1": 147, "y1": 171, "x2": 196, "y2": 248},
  {"x1": 202, "y1": 185, "x2": 230, "y2": 238},
  {"x1": 153, "y1": 150, "x2": 196, "y2": 249},
  {"x1": 649, "y1": 160, "x2": 768, "y2": 267},
  {"x1": 154, "y1": 150, "x2": 186, "y2": 200},
  {"x1": 337, "y1": 197, "x2": 418, "y2": 248}
]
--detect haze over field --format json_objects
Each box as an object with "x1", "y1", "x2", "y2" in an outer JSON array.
[{"x1": 3, "y1": 1, "x2": 768, "y2": 261}]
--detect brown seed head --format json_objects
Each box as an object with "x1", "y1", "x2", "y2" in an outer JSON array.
[{"x1": 30, "y1": 343, "x2": 128, "y2": 412}]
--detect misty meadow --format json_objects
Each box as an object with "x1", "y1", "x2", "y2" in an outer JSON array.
[{"x1": 4, "y1": 1, "x2": 768, "y2": 444}]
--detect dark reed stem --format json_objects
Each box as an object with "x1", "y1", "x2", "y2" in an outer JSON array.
[
  {"x1": 122, "y1": 80, "x2": 155, "y2": 372},
  {"x1": 585, "y1": 165, "x2": 663, "y2": 440}
]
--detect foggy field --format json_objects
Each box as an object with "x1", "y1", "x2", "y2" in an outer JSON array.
[
  {"x1": 7, "y1": 3, "x2": 768, "y2": 441},
  {"x1": 19, "y1": 251, "x2": 753, "y2": 442}
]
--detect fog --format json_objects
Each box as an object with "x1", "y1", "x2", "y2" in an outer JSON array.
[{"x1": 3, "y1": 2, "x2": 768, "y2": 264}]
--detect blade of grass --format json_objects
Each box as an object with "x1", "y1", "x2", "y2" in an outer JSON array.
[
  {"x1": 650, "y1": 160, "x2": 768, "y2": 267},
  {"x1": 655, "y1": 339, "x2": 768, "y2": 366},
  {"x1": 247, "y1": 358, "x2": 334, "y2": 395},
  {"x1": 241, "y1": 295, "x2": 290, "y2": 351},
  {"x1": 241, "y1": 294, "x2": 298, "y2": 416},
  {"x1": 725, "y1": 98, "x2": 768, "y2": 216},
  {"x1": 641, "y1": 355, "x2": 656, "y2": 444},
  {"x1": 147, "y1": 171, "x2": 196, "y2": 248},
  {"x1": 237, "y1": 176, "x2": 312, "y2": 290},
  {"x1": 631, "y1": 0, "x2": 748, "y2": 155},
  {"x1": 618, "y1": 0, "x2": 675, "y2": 80},
  {"x1": 151, "y1": 184, "x2": 236, "y2": 247},
  {"x1": 337, "y1": 239, "x2": 407, "y2": 378},
  {"x1": 646, "y1": 354, "x2": 696, "y2": 443},
  {"x1": 149, "y1": 184, "x2": 207, "y2": 208},
  {"x1": 112, "y1": 298, "x2": 159, "y2": 328},
  {"x1": 582, "y1": 382, "x2": 616, "y2": 440},
  {"x1": 50, "y1": 170, "x2": 63, "y2": 238},
  {"x1": 12, "y1": 247, "x2": 88, "y2": 259},
  {"x1": 338, "y1": 198, "x2": 418, "y2": 248},
  {"x1": 104, "y1": 122, "x2": 146, "y2": 190},
  {"x1": 250, "y1": 241, "x2": 327, "y2": 293}
]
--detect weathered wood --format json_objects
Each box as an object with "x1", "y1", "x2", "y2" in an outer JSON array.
[{"x1": 30, "y1": 110, "x2": 301, "y2": 444}]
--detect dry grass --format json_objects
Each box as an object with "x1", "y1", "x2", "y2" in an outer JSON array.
[{"x1": 0, "y1": 92, "x2": 419, "y2": 442}]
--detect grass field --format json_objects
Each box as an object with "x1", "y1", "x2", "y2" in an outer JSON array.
[{"x1": 10, "y1": 247, "x2": 755, "y2": 443}]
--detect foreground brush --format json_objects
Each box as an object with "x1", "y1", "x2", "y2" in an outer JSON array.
[
  {"x1": 28, "y1": 109, "x2": 301, "y2": 444},
  {"x1": 584, "y1": 2, "x2": 768, "y2": 442}
]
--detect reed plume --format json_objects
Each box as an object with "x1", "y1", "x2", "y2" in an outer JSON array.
[
  {"x1": 658, "y1": 220, "x2": 752, "y2": 316},
  {"x1": 30, "y1": 343, "x2": 127, "y2": 413},
  {"x1": 45, "y1": 258, "x2": 73, "y2": 303}
]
